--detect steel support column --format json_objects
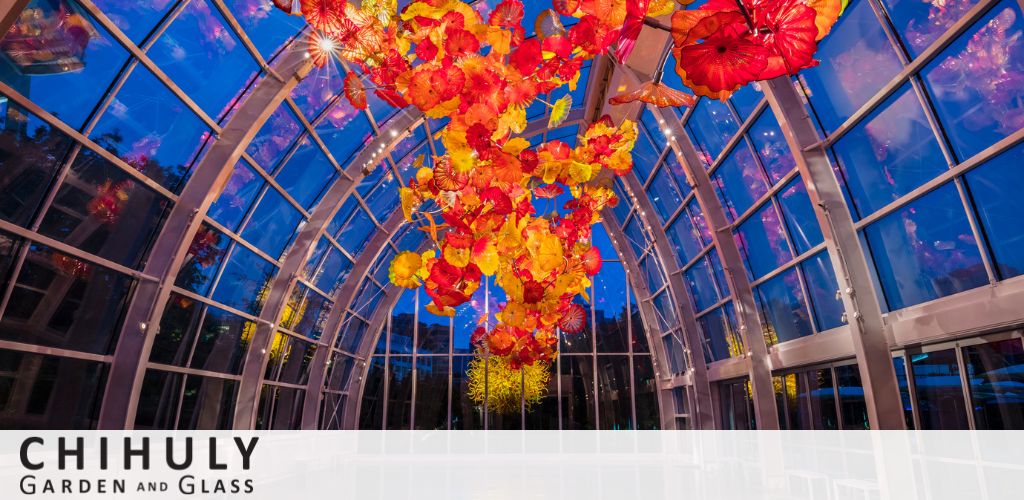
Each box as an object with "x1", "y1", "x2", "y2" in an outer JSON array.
[
  {"x1": 762, "y1": 77, "x2": 906, "y2": 429},
  {"x1": 660, "y1": 103, "x2": 781, "y2": 430},
  {"x1": 603, "y1": 67, "x2": 716, "y2": 428},
  {"x1": 98, "y1": 49, "x2": 312, "y2": 429}
]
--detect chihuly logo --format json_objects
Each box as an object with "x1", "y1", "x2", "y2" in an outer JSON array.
[{"x1": 16, "y1": 437, "x2": 258, "y2": 496}]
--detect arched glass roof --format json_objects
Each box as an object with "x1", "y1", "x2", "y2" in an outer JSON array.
[{"x1": 1, "y1": 0, "x2": 1023, "y2": 431}]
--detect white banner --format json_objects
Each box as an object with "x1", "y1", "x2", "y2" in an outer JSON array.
[{"x1": 2, "y1": 431, "x2": 1022, "y2": 500}]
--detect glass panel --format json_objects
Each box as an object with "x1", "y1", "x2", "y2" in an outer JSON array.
[
  {"x1": 358, "y1": 356, "x2": 386, "y2": 429},
  {"x1": 560, "y1": 355, "x2": 595, "y2": 429},
  {"x1": 275, "y1": 136, "x2": 337, "y2": 209},
  {"x1": 316, "y1": 97, "x2": 374, "y2": 165},
  {"x1": 416, "y1": 291, "x2": 450, "y2": 354},
  {"x1": 208, "y1": 160, "x2": 264, "y2": 231},
  {"x1": 414, "y1": 356, "x2": 449, "y2": 430},
  {"x1": 698, "y1": 303, "x2": 741, "y2": 363},
  {"x1": 246, "y1": 104, "x2": 302, "y2": 170},
  {"x1": 748, "y1": 109, "x2": 795, "y2": 184},
  {"x1": 756, "y1": 268, "x2": 814, "y2": 346},
  {"x1": 730, "y1": 84, "x2": 763, "y2": 121},
  {"x1": 148, "y1": 0, "x2": 259, "y2": 119},
  {"x1": 255, "y1": 384, "x2": 304, "y2": 430},
  {"x1": 832, "y1": 85, "x2": 947, "y2": 218},
  {"x1": 224, "y1": 0, "x2": 306, "y2": 60},
  {"x1": 663, "y1": 334, "x2": 686, "y2": 375},
  {"x1": 835, "y1": 364, "x2": 869, "y2": 429},
  {"x1": 799, "y1": 368, "x2": 839, "y2": 429},
  {"x1": 966, "y1": 143, "x2": 1024, "y2": 280},
  {"x1": 631, "y1": 128, "x2": 660, "y2": 183},
  {"x1": 666, "y1": 205, "x2": 704, "y2": 266},
  {"x1": 734, "y1": 203, "x2": 792, "y2": 280},
  {"x1": 38, "y1": 150, "x2": 170, "y2": 269},
  {"x1": 451, "y1": 355, "x2": 483, "y2": 429},
  {"x1": 337, "y1": 315, "x2": 368, "y2": 352},
  {"x1": 777, "y1": 178, "x2": 824, "y2": 254},
  {"x1": 921, "y1": 1, "x2": 1024, "y2": 161},
  {"x1": 90, "y1": 66, "x2": 211, "y2": 192},
  {"x1": 712, "y1": 143, "x2": 769, "y2": 221},
  {"x1": 651, "y1": 290, "x2": 678, "y2": 333},
  {"x1": 597, "y1": 355, "x2": 632, "y2": 429},
  {"x1": 963, "y1": 338, "x2": 1024, "y2": 430},
  {"x1": 880, "y1": 0, "x2": 981, "y2": 57},
  {"x1": 799, "y1": 0, "x2": 904, "y2": 133},
  {"x1": 0, "y1": 100, "x2": 74, "y2": 227},
  {"x1": 685, "y1": 256, "x2": 720, "y2": 312},
  {"x1": 800, "y1": 251, "x2": 846, "y2": 332},
  {"x1": 239, "y1": 188, "x2": 303, "y2": 259},
  {"x1": 92, "y1": 0, "x2": 174, "y2": 44},
  {"x1": 663, "y1": 151, "x2": 691, "y2": 197},
  {"x1": 630, "y1": 286, "x2": 649, "y2": 353},
  {"x1": 720, "y1": 379, "x2": 755, "y2": 429},
  {"x1": 647, "y1": 164, "x2": 684, "y2": 223},
  {"x1": 312, "y1": 247, "x2": 351, "y2": 295},
  {"x1": 2, "y1": 243, "x2": 134, "y2": 354},
  {"x1": 210, "y1": 243, "x2": 276, "y2": 315},
  {"x1": 0, "y1": 349, "x2": 108, "y2": 429},
  {"x1": 634, "y1": 354, "x2": 659, "y2": 430},
  {"x1": 325, "y1": 353, "x2": 355, "y2": 391},
  {"x1": 175, "y1": 224, "x2": 229, "y2": 295},
  {"x1": 863, "y1": 183, "x2": 987, "y2": 310},
  {"x1": 337, "y1": 205, "x2": 374, "y2": 257},
  {"x1": 290, "y1": 65, "x2": 344, "y2": 121},
  {"x1": 389, "y1": 290, "x2": 415, "y2": 355},
  {"x1": 136, "y1": 371, "x2": 237, "y2": 430},
  {"x1": 910, "y1": 348, "x2": 970, "y2": 429},
  {"x1": 524, "y1": 360, "x2": 559, "y2": 430},
  {"x1": 686, "y1": 99, "x2": 739, "y2": 167},
  {"x1": 386, "y1": 357, "x2": 413, "y2": 429},
  {"x1": 282, "y1": 285, "x2": 331, "y2": 340},
  {"x1": 595, "y1": 262, "x2": 629, "y2": 353},
  {"x1": 0, "y1": 1, "x2": 129, "y2": 129}
]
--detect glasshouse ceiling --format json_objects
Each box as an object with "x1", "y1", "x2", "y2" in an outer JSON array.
[{"x1": 2, "y1": 0, "x2": 1024, "y2": 432}]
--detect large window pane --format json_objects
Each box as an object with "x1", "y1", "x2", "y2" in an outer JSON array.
[
  {"x1": 414, "y1": 356, "x2": 449, "y2": 430},
  {"x1": 712, "y1": 144, "x2": 769, "y2": 221},
  {"x1": 0, "y1": 100, "x2": 74, "y2": 227},
  {"x1": 800, "y1": 0, "x2": 904, "y2": 133},
  {"x1": 560, "y1": 356, "x2": 595, "y2": 429},
  {"x1": 735, "y1": 203, "x2": 793, "y2": 280},
  {"x1": 594, "y1": 262, "x2": 629, "y2": 353},
  {"x1": 275, "y1": 137, "x2": 337, "y2": 210},
  {"x1": 832, "y1": 85, "x2": 947, "y2": 218},
  {"x1": 863, "y1": 183, "x2": 987, "y2": 310},
  {"x1": 210, "y1": 244, "x2": 276, "y2": 315},
  {"x1": 0, "y1": 349, "x2": 108, "y2": 429},
  {"x1": 2, "y1": 243, "x2": 134, "y2": 354},
  {"x1": 686, "y1": 99, "x2": 739, "y2": 167},
  {"x1": 756, "y1": 268, "x2": 814, "y2": 346},
  {"x1": 921, "y1": 1, "x2": 1024, "y2": 161},
  {"x1": 800, "y1": 251, "x2": 845, "y2": 332},
  {"x1": 38, "y1": 150, "x2": 171, "y2": 269},
  {"x1": 963, "y1": 338, "x2": 1024, "y2": 430},
  {"x1": 208, "y1": 160, "x2": 264, "y2": 231},
  {"x1": 647, "y1": 165, "x2": 684, "y2": 223},
  {"x1": 224, "y1": 0, "x2": 305, "y2": 61},
  {"x1": 748, "y1": 109, "x2": 795, "y2": 184},
  {"x1": 777, "y1": 178, "x2": 824, "y2": 254},
  {"x1": 965, "y1": 140, "x2": 1024, "y2": 280},
  {"x1": 698, "y1": 302, "x2": 741, "y2": 363},
  {"x1": 0, "y1": 1, "x2": 129, "y2": 129},
  {"x1": 879, "y1": 0, "x2": 981, "y2": 57},
  {"x1": 597, "y1": 355, "x2": 632, "y2": 429},
  {"x1": 835, "y1": 364, "x2": 869, "y2": 429},
  {"x1": 239, "y1": 189, "x2": 303, "y2": 259},
  {"x1": 148, "y1": 0, "x2": 259, "y2": 119},
  {"x1": 910, "y1": 348, "x2": 970, "y2": 429},
  {"x1": 90, "y1": 66, "x2": 211, "y2": 193}
]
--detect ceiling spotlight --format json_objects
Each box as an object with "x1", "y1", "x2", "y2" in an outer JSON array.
[
  {"x1": 316, "y1": 35, "x2": 337, "y2": 54},
  {"x1": 390, "y1": 129, "x2": 398, "y2": 137}
]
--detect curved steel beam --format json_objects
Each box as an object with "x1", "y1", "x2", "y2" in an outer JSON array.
[
  {"x1": 761, "y1": 77, "x2": 905, "y2": 429},
  {"x1": 232, "y1": 110, "x2": 423, "y2": 428},
  {"x1": 298, "y1": 207, "x2": 411, "y2": 429},
  {"x1": 99, "y1": 48, "x2": 313, "y2": 429}
]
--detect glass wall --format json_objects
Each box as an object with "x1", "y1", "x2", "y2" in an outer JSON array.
[
  {"x1": 797, "y1": 0, "x2": 1024, "y2": 312},
  {"x1": 0, "y1": 0, "x2": 304, "y2": 430},
  {"x1": 352, "y1": 223, "x2": 661, "y2": 430}
]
